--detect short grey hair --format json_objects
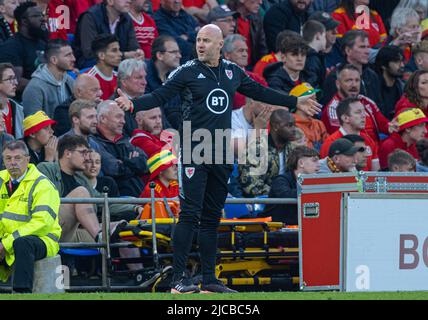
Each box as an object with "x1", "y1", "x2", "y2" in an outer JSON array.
[
  {"x1": 223, "y1": 34, "x2": 247, "y2": 54},
  {"x1": 3, "y1": 140, "x2": 29, "y2": 156},
  {"x1": 97, "y1": 100, "x2": 117, "y2": 121},
  {"x1": 117, "y1": 58, "x2": 146, "y2": 86},
  {"x1": 390, "y1": 8, "x2": 420, "y2": 37}
]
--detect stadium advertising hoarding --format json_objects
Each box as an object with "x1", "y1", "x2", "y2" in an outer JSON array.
[{"x1": 343, "y1": 193, "x2": 428, "y2": 292}]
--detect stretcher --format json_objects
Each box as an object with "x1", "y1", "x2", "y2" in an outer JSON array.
[
  {"x1": 57, "y1": 184, "x2": 299, "y2": 292},
  {"x1": 114, "y1": 213, "x2": 300, "y2": 292}
]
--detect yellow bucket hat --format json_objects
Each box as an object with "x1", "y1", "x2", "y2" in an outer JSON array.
[
  {"x1": 396, "y1": 108, "x2": 428, "y2": 131},
  {"x1": 23, "y1": 111, "x2": 56, "y2": 137}
]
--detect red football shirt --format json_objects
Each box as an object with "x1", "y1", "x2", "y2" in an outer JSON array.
[
  {"x1": 140, "y1": 179, "x2": 179, "y2": 198},
  {"x1": 64, "y1": 0, "x2": 102, "y2": 33},
  {"x1": 129, "y1": 12, "x2": 158, "y2": 59},
  {"x1": 46, "y1": 0, "x2": 69, "y2": 40},
  {"x1": 332, "y1": 8, "x2": 387, "y2": 47},
  {"x1": 130, "y1": 129, "x2": 174, "y2": 157},
  {"x1": 378, "y1": 133, "x2": 419, "y2": 169},
  {"x1": 2, "y1": 101, "x2": 13, "y2": 135},
  {"x1": 322, "y1": 94, "x2": 389, "y2": 143},
  {"x1": 85, "y1": 66, "x2": 117, "y2": 101},
  {"x1": 182, "y1": 0, "x2": 206, "y2": 8},
  {"x1": 237, "y1": 17, "x2": 252, "y2": 67}
]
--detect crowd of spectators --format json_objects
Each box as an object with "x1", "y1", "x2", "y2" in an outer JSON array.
[{"x1": 1, "y1": 0, "x2": 428, "y2": 231}]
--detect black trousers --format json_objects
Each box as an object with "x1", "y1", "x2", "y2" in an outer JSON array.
[
  {"x1": 12, "y1": 236, "x2": 47, "y2": 292},
  {"x1": 173, "y1": 162, "x2": 233, "y2": 284}
]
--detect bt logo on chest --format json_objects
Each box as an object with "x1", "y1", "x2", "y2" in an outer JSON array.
[{"x1": 206, "y1": 88, "x2": 229, "y2": 114}]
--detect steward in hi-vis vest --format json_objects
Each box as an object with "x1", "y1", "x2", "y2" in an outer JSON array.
[{"x1": 0, "y1": 141, "x2": 61, "y2": 293}]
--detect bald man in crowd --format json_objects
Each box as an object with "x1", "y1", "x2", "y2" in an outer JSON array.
[{"x1": 54, "y1": 74, "x2": 102, "y2": 136}]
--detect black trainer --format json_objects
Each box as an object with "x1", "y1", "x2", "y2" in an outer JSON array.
[
  {"x1": 170, "y1": 277, "x2": 200, "y2": 294},
  {"x1": 200, "y1": 280, "x2": 238, "y2": 293}
]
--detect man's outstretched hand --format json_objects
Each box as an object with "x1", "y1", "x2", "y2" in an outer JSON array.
[
  {"x1": 296, "y1": 94, "x2": 322, "y2": 116},
  {"x1": 115, "y1": 88, "x2": 133, "y2": 112}
]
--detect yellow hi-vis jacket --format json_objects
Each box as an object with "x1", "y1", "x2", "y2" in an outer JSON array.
[{"x1": 0, "y1": 164, "x2": 61, "y2": 282}]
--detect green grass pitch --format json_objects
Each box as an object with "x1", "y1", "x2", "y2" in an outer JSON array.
[{"x1": 1, "y1": 291, "x2": 428, "y2": 300}]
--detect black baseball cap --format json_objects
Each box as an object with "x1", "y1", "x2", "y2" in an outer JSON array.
[
  {"x1": 309, "y1": 11, "x2": 340, "y2": 31},
  {"x1": 328, "y1": 138, "x2": 363, "y2": 158},
  {"x1": 207, "y1": 5, "x2": 239, "y2": 23}
]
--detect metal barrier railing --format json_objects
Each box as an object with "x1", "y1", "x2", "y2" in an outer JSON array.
[
  {"x1": 60, "y1": 197, "x2": 298, "y2": 205},
  {"x1": 34, "y1": 196, "x2": 298, "y2": 292}
]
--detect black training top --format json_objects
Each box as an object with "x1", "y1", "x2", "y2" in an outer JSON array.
[{"x1": 134, "y1": 58, "x2": 298, "y2": 162}]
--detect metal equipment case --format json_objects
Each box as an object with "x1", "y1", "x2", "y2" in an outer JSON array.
[{"x1": 298, "y1": 172, "x2": 428, "y2": 291}]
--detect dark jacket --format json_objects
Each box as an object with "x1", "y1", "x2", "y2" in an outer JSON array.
[
  {"x1": 25, "y1": 143, "x2": 46, "y2": 165},
  {"x1": 92, "y1": 129, "x2": 148, "y2": 197},
  {"x1": 0, "y1": 16, "x2": 13, "y2": 43},
  {"x1": 324, "y1": 39, "x2": 345, "y2": 69},
  {"x1": 53, "y1": 96, "x2": 74, "y2": 137},
  {"x1": 264, "y1": 62, "x2": 318, "y2": 94},
  {"x1": 379, "y1": 76, "x2": 405, "y2": 120},
  {"x1": 247, "y1": 13, "x2": 268, "y2": 69},
  {"x1": 0, "y1": 32, "x2": 47, "y2": 80},
  {"x1": 145, "y1": 59, "x2": 181, "y2": 130},
  {"x1": 153, "y1": 7, "x2": 199, "y2": 64},
  {"x1": 320, "y1": 63, "x2": 383, "y2": 109},
  {"x1": 263, "y1": 0, "x2": 310, "y2": 52},
  {"x1": 109, "y1": 91, "x2": 138, "y2": 137},
  {"x1": 308, "y1": 0, "x2": 341, "y2": 14},
  {"x1": 305, "y1": 48, "x2": 326, "y2": 88},
  {"x1": 73, "y1": 3, "x2": 139, "y2": 69},
  {"x1": 259, "y1": 171, "x2": 298, "y2": 224},
  {"x1": 60, "y1": 128, "x2": 105, "y2": 159}
]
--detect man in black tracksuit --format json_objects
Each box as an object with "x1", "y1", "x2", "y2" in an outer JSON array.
[{"x1": 134, "y1": 24, "x2": 320, "y2": 294}]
